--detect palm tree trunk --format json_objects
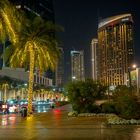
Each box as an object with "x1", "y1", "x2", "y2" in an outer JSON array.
[
  {"x1": 4, "y1": 85, "x2": 6, "y2": 103},
  {"x1": 27, "y1": 46, "x2": 35, "y2": 116},
  {"x1": 14, "y1": 90, "x2": 16, "y2": 99},
  {"x1": 3, "y1": 41, "x2": 6, "y2": 67},
  {"x1": 21, "y1": 88, "x2": 24, "y2": 100}
]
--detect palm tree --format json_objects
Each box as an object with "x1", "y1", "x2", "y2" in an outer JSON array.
[
  {"x1": 9, "y1": 17, "x2": 61, "y2": 116},
  {"x1": 1, "y1": 83, "x2": 9, "y2": 102},
  {"x1": 0, "y1": 76, "x2": 12, "y2": 102},
  {"x1": 0, "y1": 0, "x2": 22, "y2": 66}
]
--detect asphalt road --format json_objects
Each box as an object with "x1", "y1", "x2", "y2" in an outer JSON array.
[{"x1": 0, "y1": 104, "x2": 140, "y2": 140}]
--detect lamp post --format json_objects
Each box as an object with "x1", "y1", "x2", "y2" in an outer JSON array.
[{"x1": 128, "y1": 67, "x2": 131, "y2": 88}]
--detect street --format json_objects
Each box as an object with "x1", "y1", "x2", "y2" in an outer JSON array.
[{"x1": 0, "y1": 104, "x2": 140, "y2": 140}]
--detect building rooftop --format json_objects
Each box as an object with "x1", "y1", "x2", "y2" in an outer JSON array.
[{"x1": 98, "y1": 14, "x2": 132, "y2": 28}]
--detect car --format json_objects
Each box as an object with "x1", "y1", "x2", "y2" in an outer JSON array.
[
  {"x1": 8, "y1": 105, "x2": 18, "y2": 113},
  {"x1": 37, "y1": 101, "x2": 48, "y2": 105}
]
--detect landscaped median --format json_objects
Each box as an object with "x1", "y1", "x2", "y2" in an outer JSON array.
[
  {"x1": 68, "y1": 111, "x2": 114, "y2": 117},
  {"x1": 68, "y1": 111, "x2": 140, "y2": 125},
  {"x1": 107, "y1": 114, "x2": 140, "y2": 125},
  {"x1": 66, "y1": 81, "x2": 140, "y2": 125}
]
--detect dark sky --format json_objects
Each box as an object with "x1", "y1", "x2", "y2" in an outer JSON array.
[{"x1": 53, "y1": 0, "x2": 140, "y2": 83}]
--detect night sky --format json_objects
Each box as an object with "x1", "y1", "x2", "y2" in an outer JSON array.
[{"x1": 53, "y1": 0, "x2": 140, "y2": 83}]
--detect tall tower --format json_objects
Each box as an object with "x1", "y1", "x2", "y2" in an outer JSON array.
[
  {"x1": 55, "y1": 48, "x2": 64, "y2": 87},
  {"x1": 91, "y1": 38, "x2": 98, "y2": 80},
  {"x1": 98, "y1": 14, "x2": 134, "y2": 86},
  {"x1": 71, "y1": 50, "x2": 85, "y2": 81}
]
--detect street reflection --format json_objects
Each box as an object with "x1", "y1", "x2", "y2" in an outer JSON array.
[
  {"x1": 0, "y1": 105, "x2": 51, "y2": 126},
  {"x1": 52, "y1": 109, "x2": 61, "y2": 125},
  {"x1": 132, "y1": 128, "x2": 140, "y2": 140},
  {"x1": 8, "y1": 114, "x2": 16, "y2": 125},
  {"x1": 1, "y1": 115, "x2": 8, "y2": 126},
  {"x1": 1, "y1": 114, "x2": 17, "y2": 126}
]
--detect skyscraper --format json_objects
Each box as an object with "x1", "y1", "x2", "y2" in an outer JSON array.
[
  {"x1": 55, "y1": 48, "x2": 64, "y2": 87},
  {"x1": 98, "y1": 14, "x2": 134, "y2": 86},
  {"x1": 91, "y1": 38, "x2": 98, "y2": 80},
  {"x1": 71, "y1": 50, "x2": 85, "y2": 81}
]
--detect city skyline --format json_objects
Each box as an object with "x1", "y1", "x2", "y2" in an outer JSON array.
[{"x1": 53, "y1": 0, "x2": 140, "y2": 83}]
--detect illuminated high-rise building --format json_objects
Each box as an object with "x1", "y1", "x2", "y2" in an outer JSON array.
[
  {"x1": 98, "y1": 14, "x2": 134, "y2": 86},
  {"x1": 71, "y1": 50, "x2": 85, "y2": 81},
  {"x1": 55, "y1": 48, "x2": 64, "y2": 87},
  {"x1": 91, "y1": 38, "x2": 98, "y2": 80}
]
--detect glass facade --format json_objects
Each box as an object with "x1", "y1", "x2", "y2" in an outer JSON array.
[
  {"x1": 71, "y1": 50, "x2": 85, "y2": 81},
  {"x1": 98, "y1": 14, "x2": 134, "y2": 86},
  {"x1": 91, "y1": 38, "x2": 98, "y2": 80},
  {"x1": 55, "y1": 48, "x2": 64, "y2": 87}
]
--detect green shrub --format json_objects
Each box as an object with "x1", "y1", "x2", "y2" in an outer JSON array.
[
  {"x1": 68, "y1": 111, "x2": 78, "y2": 117},
  {"x1": 66, "y1": 79, "x2": 106, "y2": 113},
  {"x1": 56, "y1": 101, "x2": 69, "y2": 106},
  {"x1": 114, "y1": 95, "x2": 140, "y2": 119},
  {"x1": 112, "y1": 86, "x2": 140, "y2": 119},
  {"x1": 100, "y1": 102, "x2": 116, "y2": 113},
  {"x1": 91, "y1": 104, "x2": 101, "y2": 113}
]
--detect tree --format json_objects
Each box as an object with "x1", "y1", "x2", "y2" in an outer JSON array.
[
  {"x1": 66, "y1": 79, "x2": 106, "y2": 113},
  {"x1": 112, "y1": 85, "x2": 136, "y2": 101},
  {"x1": 1, "y1": 83, "x2": 9, "y2": 102},
  {"x1": 9, "y1": 17, "x2": 61, "y2": 116},
  {"x1": 0, "y1": 76, "x2": 12, "y2": 102},
  {"x1": 0, "y1": 0, "x2": 21, "y2": 44},
  {"x1": 113, "y1": 85, "x2": 140, "y2": 119},
  {"x1": 0, "y1": 0, "x2": 22, "y2": 67}
]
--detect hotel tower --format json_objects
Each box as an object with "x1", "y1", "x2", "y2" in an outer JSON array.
[{"x1": 98, "y1": 14, "x2": 134, "y2": 86}]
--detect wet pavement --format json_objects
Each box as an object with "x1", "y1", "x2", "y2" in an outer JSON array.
[{"x1": 0, "y1": 104, "x2": 140, "y2": 140}]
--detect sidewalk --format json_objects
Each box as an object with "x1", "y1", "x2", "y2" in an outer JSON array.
[{"x1": 0, "y1": 104, "x2": 139, "y2": 140}]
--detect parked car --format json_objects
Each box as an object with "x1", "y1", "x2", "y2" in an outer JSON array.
[{"x1": 8, "y1": 105, "x2": 18, "y2": 113}]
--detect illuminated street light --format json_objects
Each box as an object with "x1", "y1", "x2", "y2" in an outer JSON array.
[
  {"x1": 72, "y1": 76, "x2": 76, "y2": 81},
  {"x1": 72, "y1": 76, "x2": 76, "y2": 79},
  {"x1": 24, "y1": 83, "x2": 27, "y2": 86},
  {"x1": 132, "y1": 64, "x2": 137, "y2": 69}
]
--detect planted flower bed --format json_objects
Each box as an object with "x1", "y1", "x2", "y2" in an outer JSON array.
[
  {"x1": 107, "y1": 115, "x2": 140, "y2": 125},
  {"x1": 68, "y1": 112, "x2": 140, "y2": 125}
]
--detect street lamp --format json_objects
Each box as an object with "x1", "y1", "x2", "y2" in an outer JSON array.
[
  {"x1": 132, "y1": 64, "x2": 137, "y2": 69},
  {"x1": 128, "y1": 67, "x2": 131, "y2": 87},
  {"x1": 72, "y1": 76, "x2": 76, "y2": 81}
]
